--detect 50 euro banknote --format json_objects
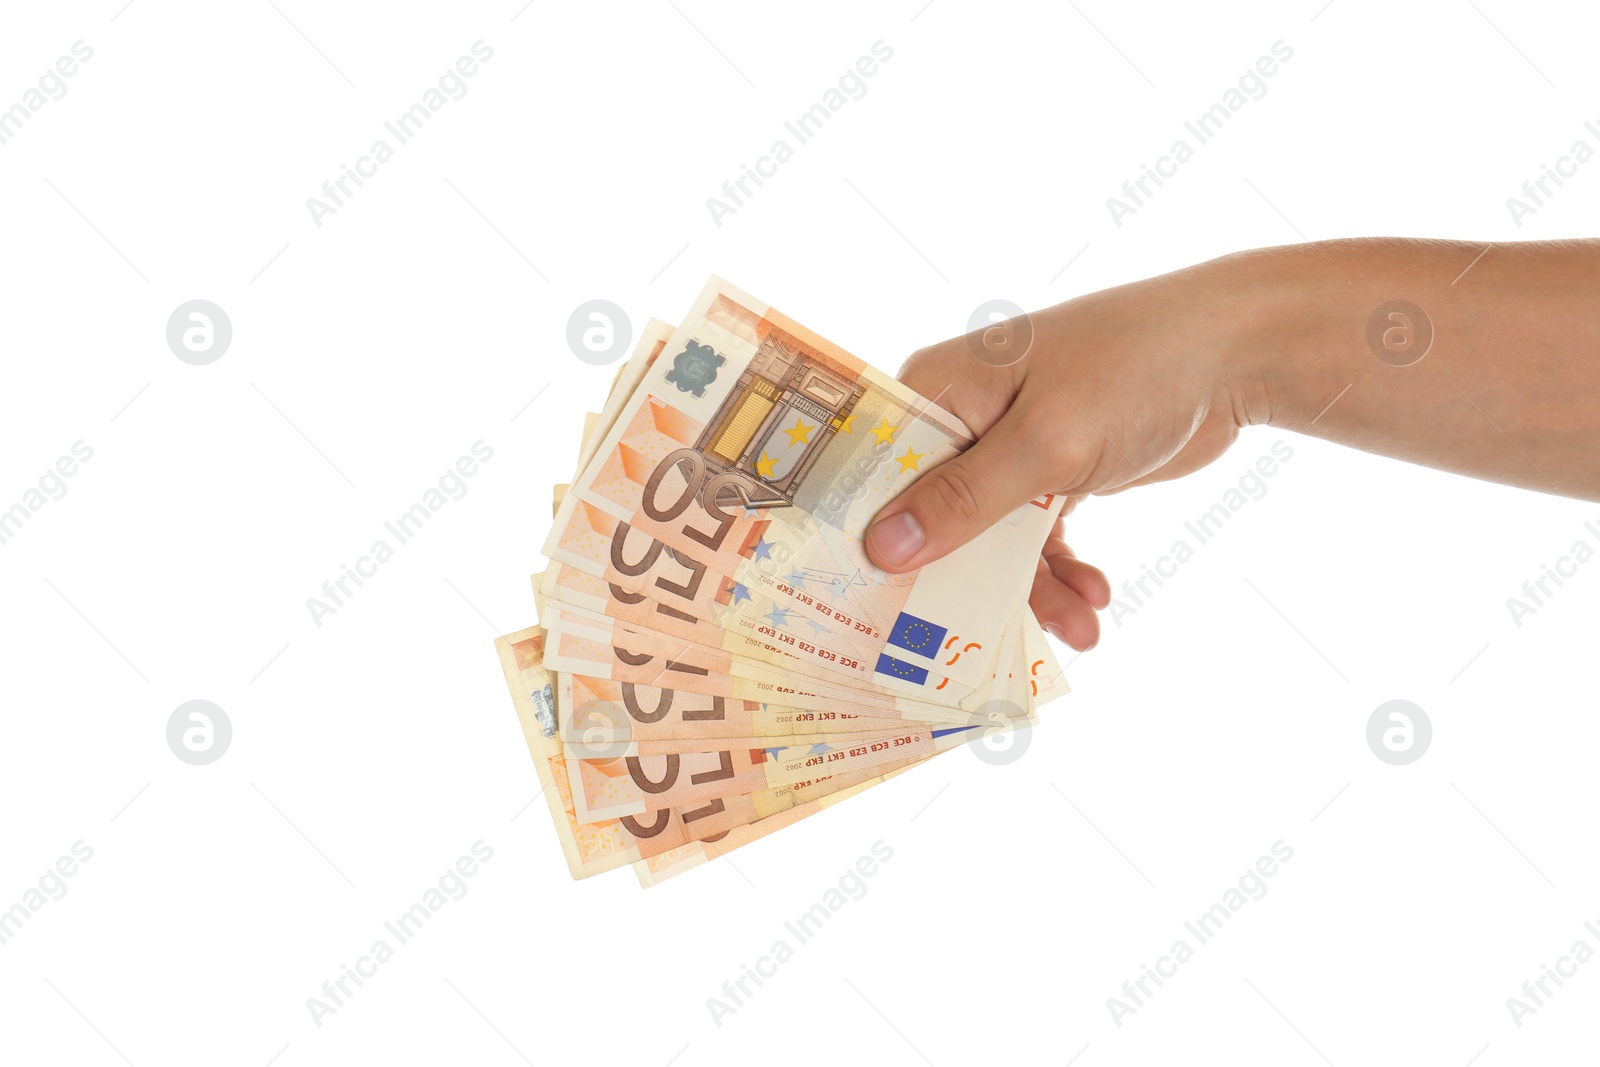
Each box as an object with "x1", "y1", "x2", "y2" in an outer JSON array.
[
  {"x1": 496, "y1": 626, "x2": 943, "y2": 881},
  {"x1": 632, "y1": 764, "x2": 920, "y2": 887},
  {"x1": 558, "y1": 670, "x2": 932, "y2": 744},
  {"x1": 538, "y1": 559, "x2": 1069, "y2": 716},
  {"x1": 546, "y1": 276, "x2": 1065, "y2": 695},
  {"x1": 537, "y1": 571, "x2": 1062, "y2": 723},
  {"x1": 547, "y1": 444, "x2": 1057, "y2": 715},
  {"x1": 562, "y1": 693, "x2": 1024, "y2": 825},
  {"x1": 539, "y1": 623, "x2": 999, "y2": 725},
  {"x1": 538, "y1": 561, "x2": 987, "y2": 700},
  {"x1": 535, "y1": 590, "x2": 980, "y2": 707}
]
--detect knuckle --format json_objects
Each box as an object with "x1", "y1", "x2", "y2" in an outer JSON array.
[
  {"x1": 896, "y1": 344, "x2": 950, "y2": 390},
  {"x1": 901, "y1": 342, "x2": 1025, "y2": 435},
  {"x1": 1012, "y1": 400, "x2": 1065, "y2": 448},
  {"x1": 898, "y1": 340, "x2": 969, "y2": 386},
  {"x1": 896, "y1": 345, "x2": 934, "y2": 378},
  {"x1": 1011, "y1": 401, "x2": 1085, "y2": 486},
  {"x1": 922, "y1": 461, "x2": 986, "y2": 526}
]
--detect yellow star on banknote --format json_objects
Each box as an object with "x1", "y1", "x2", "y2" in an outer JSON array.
[
  {"x1": 896, "y1": 445, "x2": 925, "y2": 473},
  {"x1": 784, "y1": 417, "x2": 814, "y2": 446},
  {"x1": 870, "y1": 418, "x2": 897, "y2": 445},
  {"x1": 837, "y1": 412, "x2": 856, "y2": 434},
  {"x1": 755, "y1": 451, "x2": 778, "y2": 478}
]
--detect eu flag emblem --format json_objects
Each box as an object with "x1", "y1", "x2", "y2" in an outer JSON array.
[
  {"x1": 886, "y1": 612, "x2": 947, "y2": 655},
  {"x1": 874, "y1": 653, "x2": 929, "y2": 685}
]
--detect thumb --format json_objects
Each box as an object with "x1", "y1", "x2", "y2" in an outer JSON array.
[{"x1": 865, "y1": 410, "x2": 1057, "y2": 573}]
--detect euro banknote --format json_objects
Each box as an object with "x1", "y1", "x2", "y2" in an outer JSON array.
[
  {"x1": 497, "y1": 626, "x2": 941, "y2": 880},
  {"x1": 495, "y1": 277, "x2": 1072, "y2": 887},
  {"x1": 545, "y1": 277, "x2": 1065, "y2": 697}
]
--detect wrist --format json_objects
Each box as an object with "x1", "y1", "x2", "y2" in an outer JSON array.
[{"x1": 1203, "y1": 245, "x2": 1344, "y2": 433}]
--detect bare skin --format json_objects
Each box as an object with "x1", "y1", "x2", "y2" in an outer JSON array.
[{"x1": 864, "y1": 238, "x2": 1600, "y2": 651}]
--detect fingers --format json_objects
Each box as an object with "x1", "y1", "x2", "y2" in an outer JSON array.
[
  {"x1": 865, "y1": 409, "x2": 1058, "y2": 572},
  {"x1": 1030, "y1": 558, "x2": 1102, "y2": 651},
  {"x1": 1031, "y1": 522, "x2": 1110, "y2": 651},
  {"x1": 1042, "y1": 535, "x2": 1110, "y2": 609},
  {"x1": 896, "y1": 342, "x2": 1024, "y2": 437}
]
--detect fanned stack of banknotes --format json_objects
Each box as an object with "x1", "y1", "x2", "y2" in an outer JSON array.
[{"x1": 495, "y1": 278, "x2": 1071, "y2": 886}]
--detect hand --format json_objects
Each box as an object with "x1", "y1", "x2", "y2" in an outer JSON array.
[
  {"x1": 866, "y1": 255, "x2": 1273, "y2": 650},
  {"x1": 868, "y1": 237, "x2": 1600, "y2": 648}
]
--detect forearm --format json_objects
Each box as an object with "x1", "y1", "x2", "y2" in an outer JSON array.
[{"x1": 1222, "y1": 238, "x2": 1600, "y2": 500}]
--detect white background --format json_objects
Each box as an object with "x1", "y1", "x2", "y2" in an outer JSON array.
[{"x1": 2, "y1": 1, "x2": 1597, "y2": 1064}]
